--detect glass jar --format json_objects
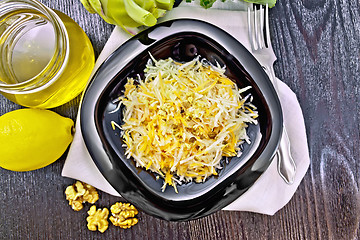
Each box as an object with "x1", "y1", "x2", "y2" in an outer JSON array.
[{"x1": 0, "y1": 0, "x2": 95, "y2": 108}]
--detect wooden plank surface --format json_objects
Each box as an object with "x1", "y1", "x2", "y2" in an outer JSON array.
[{"x1": 1, "y1": 0, "x2": 359, "y2": 239}]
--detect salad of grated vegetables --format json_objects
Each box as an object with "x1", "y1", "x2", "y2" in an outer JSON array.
[{"x1": 112, "y1": 55, "x2": 258, "y2": 192}]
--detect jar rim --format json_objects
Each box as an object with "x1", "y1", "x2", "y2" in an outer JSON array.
[{"x1": 0, "y1": 0, "x2": 69, "y2": 94}]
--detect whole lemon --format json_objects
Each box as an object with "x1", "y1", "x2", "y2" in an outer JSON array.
[{"x1": 0, "y1": 108, "x2": 74, "y2": 171}]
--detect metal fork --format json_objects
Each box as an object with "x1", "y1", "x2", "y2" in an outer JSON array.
[{"x1": 247, "y1": 4, "x2": 296, "y2": 185}]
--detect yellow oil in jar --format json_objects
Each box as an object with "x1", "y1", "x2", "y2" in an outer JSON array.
[
  {"x1": 9, "y1": 12, "x2": 56, "y2": 83},
  {"x1": 0, "y1": 9, "x2": 94, "y2": 108}
]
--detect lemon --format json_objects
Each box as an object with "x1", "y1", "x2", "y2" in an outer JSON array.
[{"x1": 0, "y1": 108, "x2": 74, "y2": 171}]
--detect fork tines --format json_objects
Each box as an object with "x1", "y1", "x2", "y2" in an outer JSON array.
[{"x1": 247, "y1": 4, "x2": 270, "y2": 50}]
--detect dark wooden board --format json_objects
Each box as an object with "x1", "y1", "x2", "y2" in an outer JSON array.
[{"x1": 1, "y1": 0, "x2": 359, "y2": 239}]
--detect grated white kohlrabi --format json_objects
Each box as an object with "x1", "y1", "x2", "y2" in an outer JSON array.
[{"x1": 111, "y1": 55, "x2": 258, "y2": 192}]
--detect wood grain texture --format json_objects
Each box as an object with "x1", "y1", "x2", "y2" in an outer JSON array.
[{"x1": 0, "y1": 0, "x2": 359, "y2": 239}]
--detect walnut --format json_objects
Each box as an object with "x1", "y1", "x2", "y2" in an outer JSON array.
[
  {"x1": 65, "y1": 181, "x2": 99, "y2": 211},
  {"x1": 109, "y1": 202, "x2": 139, "y2": 229},
  {"x1": 86, "y1": 206, "x2": 109, "y2": 233}
]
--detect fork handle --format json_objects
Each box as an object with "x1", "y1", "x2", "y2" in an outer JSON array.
[
  {"x1": 266, "y1": 64, "x2": 297, "y2": 184},
  {"x1": 278, "y1": 128, "x2": 296, "y2": 184}
]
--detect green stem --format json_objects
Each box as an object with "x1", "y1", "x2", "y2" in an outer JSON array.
[{"x1": 124, "y1": 0, "x2": 157, "y2": 26}]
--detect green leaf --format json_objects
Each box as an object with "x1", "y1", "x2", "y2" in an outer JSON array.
[
  {"x1": 194, "y1": 0, "x2": 277, "y2": 8},
  {"x1": 242, "y1": 0, "x2": 276, "y2": 8},
  {"x1": 200, "y1": 0, "x2": 217, "y2": 9}
]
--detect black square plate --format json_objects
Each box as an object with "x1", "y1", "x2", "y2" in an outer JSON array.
[{"x1": 80, "y1": 19, "x2": 283, "y2": 221}]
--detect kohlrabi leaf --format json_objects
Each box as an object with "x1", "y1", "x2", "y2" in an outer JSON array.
[{"x1": 242, "y1": 0, "x2": 276, "y2": 8}]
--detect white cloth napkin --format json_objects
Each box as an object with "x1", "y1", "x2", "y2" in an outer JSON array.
[{"x1": 62, "y1": 2, "x2": 310, "y2": 215}]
